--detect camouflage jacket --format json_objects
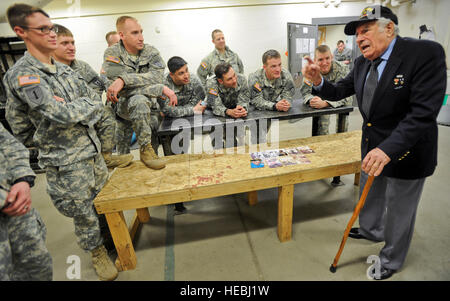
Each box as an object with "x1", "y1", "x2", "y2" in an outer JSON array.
[
  {"x1": 206, "y1": 74, "x2": 250, "y2": 117},
  {"x1": 300, "y1": 60, "x2": 353, "y2": 107},
  {"x1": 333, "y1": 48, "x2": 352, "y2": 62},
  {"x1": 197, "y1": 46, "x2": 244, "y2": 86},
  {"x1": 103, "y1": 41, "x2": 165, "y2": 100},
  {"x1": 160, "y1": 73, "x2": 205, "y2": 117},
  {"x1": 0, "y1": 123, "x2": 35, "y2": 208},
  {"x1": 4, "y1": 52, "x2": 103, "y2": 168},
  {"x1": 71, "y1": 59, "x2": 107, "y2": 98},
  {"x1": 248, "y1": 68, "x2": 295, "y2": 111}
]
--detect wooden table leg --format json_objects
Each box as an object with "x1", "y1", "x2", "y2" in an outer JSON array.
[
  {"x1": 354, "y1": 172, "x2": 361, "y2": 186},
  {"x1": 137, "y1": 207, "x2": 150, "y2": 223},
  {"x1": 248, "y1": 191, "x2": 258, "y2": 206},
  {"x1": 277, "y1": 184, "x2": 294, "y2": 242},
  {"x1": 105, "y1": 211, "x2": 137, "y2": 271}
]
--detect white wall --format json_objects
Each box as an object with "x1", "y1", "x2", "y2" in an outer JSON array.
[{"x1": 0, "y1": 0, "x2": 448, "y2": 74}]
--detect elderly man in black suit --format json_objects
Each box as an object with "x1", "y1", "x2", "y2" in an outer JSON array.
[{"x1": 303, "y1": 5, "x2": 447, "y2": 280}]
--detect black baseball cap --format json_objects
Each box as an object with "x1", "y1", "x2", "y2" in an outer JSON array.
[{"x1": 344, "y1": 5, "x2": 398, "y2": 35}]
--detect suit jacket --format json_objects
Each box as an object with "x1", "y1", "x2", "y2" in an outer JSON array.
[{"x1": 313, "y1": 36, "x2": 447, "y2": 179}]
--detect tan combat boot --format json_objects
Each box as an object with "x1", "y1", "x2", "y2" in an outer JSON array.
[
  {"x1": 91, "y1": 245, "x2": 118, "y2": 281},
  {"x1": 102, "y1": 152, "x2": 133, "y2": 169},
  {"x1": 140, "y1": 144, "x2": 166, "y2": 170}
]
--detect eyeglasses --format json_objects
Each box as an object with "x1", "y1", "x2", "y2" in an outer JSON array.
[{"x1": 20, "y1": 25, "x2": 58, "y2": 34}]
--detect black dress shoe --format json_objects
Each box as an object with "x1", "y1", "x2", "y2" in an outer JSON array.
[
  {"x1": 348, "y1": 227, "x2": 368, "y2": 239},
  {"x1": 370, "y1": 266, "x2": 396, "y2": 280}
]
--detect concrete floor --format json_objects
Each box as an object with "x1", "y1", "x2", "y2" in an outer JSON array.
[{"x1": 31, "y1": 108, "x2": 450, "y2": 281}]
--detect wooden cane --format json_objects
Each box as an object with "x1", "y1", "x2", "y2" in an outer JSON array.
[{"x1": 329, "y1": 174, "x2": 375, "y2": 273}]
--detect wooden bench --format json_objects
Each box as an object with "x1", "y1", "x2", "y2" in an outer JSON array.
[{"x1": 94, "y1": 130, "x2": 362, "y2": 271}]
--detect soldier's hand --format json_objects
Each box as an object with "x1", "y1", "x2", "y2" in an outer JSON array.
[
  {"x1": 235, "y1": 106, "x2": 248, "y2": 118},
  {"x1": 309, "y1": 96, "x2": 329, "y2": 109},
  {"x1": 53, "y1": 95, "x2": 66, "y2": 103},
  {"x1": 193, "y1": 101, "x2": 206, "y2": 114},
  {"x1": 2, "y1": 182, "x2": 32, "y2": 217},
  {"x1": 302, "y1": 56, "x2": 322, "y2": 86},
  {"x1": 107, "y1": 78, "x2": 124, "y2": 103},
  {"x1": 362, "y1": 147, "x2": 391, "y2": 176},
  {"x1": 162, "y1": 86, "x2": 178, "y2": 107},
  {"x1": 276, "y1": 99, "x2": 291, "y2": 112}
]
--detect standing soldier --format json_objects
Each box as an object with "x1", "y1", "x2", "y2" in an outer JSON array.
[
  {"x1": 103, "y1": 15, "x2": 178, "y2": 170},
  {"x1": 52, "y1": 23, "x2": 133, "y2": 169},
  {"x1": 301, "y1": 44, "x2": 353, "y2": 186},
  {"x1": 4, "y1": 4, "x2": 118, "y2": 281},
  {"x1": 0, "y1": 123, "x2": 53, "y2": 281},
  {"x1": 206, "y1": 63, "x2": 250, "y2": 148},
  {"x1": 197, "y1": 29, "x2": 244, "y2": 86}
]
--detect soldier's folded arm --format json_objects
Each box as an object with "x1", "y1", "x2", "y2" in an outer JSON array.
[
  {"x1": 8, "y1": 78, "x2": 101, "y2": 127},
  {"x1": 211, "y1": 95, "x2": 227, "y2": 117}
]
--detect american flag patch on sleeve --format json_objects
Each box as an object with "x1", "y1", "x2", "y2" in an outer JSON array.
[
  {"x1": 106, "y1": 55, "x2": 120, "y2": 64},
  {"x1": 18, "y1": 75, "x2": 40, "y2": 86},
  {"x1": 209, "y1": 88, "x2": 218, "y2": 96}
]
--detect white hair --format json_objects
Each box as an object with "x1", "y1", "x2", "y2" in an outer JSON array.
[{"x1": 377, "y1": 17, "x2": 399, "y2": 35}]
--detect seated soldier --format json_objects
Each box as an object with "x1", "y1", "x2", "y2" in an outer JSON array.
[
  {"x1": 161, "y1": 56, "x2": 206, "y2": 154},
  {"x1": 248, "y1": 49, "x2": 295, "y2": 112},
  {"x1": 206, "y1": 63, "x2": 250, "y2": 149},
  {"x1": 103, "y1": 16, "x2": 178, "y2": 170},
  {"x1": 52, "y1": 24, "x2": 133, "y2": 169},
  {"x1": 300, "y1": 44, "x2": 353, "y2": 186},
  {"x1": 161, "y1": 56, "x2": 206, "y2": 215}
]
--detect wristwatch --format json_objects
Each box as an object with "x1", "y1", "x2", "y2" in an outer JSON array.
[{"x1": 13, "y1": 176, "x2": 36, "y2": 188}]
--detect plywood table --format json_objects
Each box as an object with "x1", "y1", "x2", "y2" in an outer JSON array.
[{"x1": 94, "y1": 131, "x2": 362, "y2": 271}]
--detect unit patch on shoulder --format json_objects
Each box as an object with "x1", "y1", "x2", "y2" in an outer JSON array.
[
  {"x1": 24, "y1": 86, "x2": 44, "y2": 108},
  {"x1": 201, "y1": 62, "x2": 208, "y2": 69},
  {"x1": 209, "y1": 88, "x2": 218, "y2": 96},
  {"x1": 106, "y1": 55, "x2": 120, "y2": 64},
  {"x1": 18, "y1": 75, "x2": 40, "y2": 86},
  {"x1": 253, "y1": 82, "x2": 262, "y2": 92}
]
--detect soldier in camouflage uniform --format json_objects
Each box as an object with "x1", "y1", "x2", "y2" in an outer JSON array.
[
  {"x1": 162, "y1": 56, "x2": 206, "y2": 153},
  {"x1": 103, "y1": 16, "x2": 178, "y2": 170},
  {"x1": 248, "y1": 50, "x2": 295, "y2": 143},
  {"x1": 4, "y1": 4, "x2": 118, "y2": 280},
  {"x1": 206, "y1": 63, "x2": 250, "y2": 148},
  {"x1": 333, "y1": 40, "x2": 352, "y2": 65},
  {"x1": 162, "y1": 56, "x2": 206, "y2": 215},
  {"x1": 248, "y1": 49, "x2": 295, "y2": 111},
  {"x1": 0, "y1": 123, "x2": 53, "y2": 281},
  {"x1": 52, "y1": 24, "x2": 133, "y2": 169},
  {"x1": 197, "y1": 29, "x2": 244, "y2": 86},
  {"x1": 301, "y1": 44, "x2": 352, "y2": 186}
]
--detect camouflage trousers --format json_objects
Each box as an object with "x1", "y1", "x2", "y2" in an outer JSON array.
[
  {"x1": 115, "y1": 95, "x2": 162, "y2": 154},
  {"x1": 0, "y1": 208, "x2": 53, "y2": 280},
  {"x1": 316, "y1": 113, "x2": 349, "y2": 136},
  {"x1": 46, "y1": 153, "x2": 108, "y2": 251},
  {"x1": 95, "y1": 104, "x2": 116, "y2": 153}
]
